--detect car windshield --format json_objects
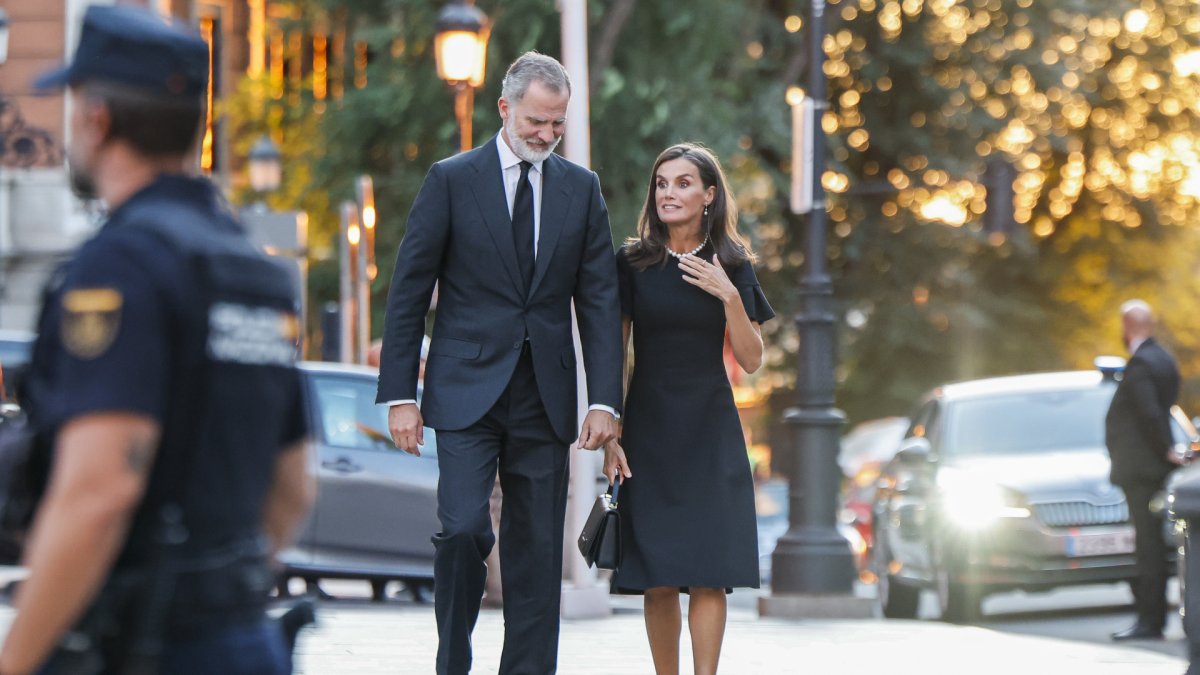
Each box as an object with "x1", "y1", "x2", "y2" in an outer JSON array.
[{"x1": 944, "y1": 386, "x2": 1115, "y2": 456}]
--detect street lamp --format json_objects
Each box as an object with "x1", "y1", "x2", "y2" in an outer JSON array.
[
  {"x1": 240, "y1": 135, "x2": 308, "y2": 346},
  {"x1": 762, "y1": 0, "x2": 865, "y2": 616},
  {"x1": 434, "y1": 1, "x2": 490, "y2": 154},
  {"x1": 340, "y1": 201, "x2": 361, "y2": 364},
  {"x1": 247, "y1": 135, "x2": 282, "y2": 195},
  {"x1": 357, "y1": 175, "x2": 376, "y2": 281}
]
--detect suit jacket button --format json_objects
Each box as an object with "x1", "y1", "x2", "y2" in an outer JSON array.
[{"x1": 513, "y1": 341, "x2": 522, "y2": 350}]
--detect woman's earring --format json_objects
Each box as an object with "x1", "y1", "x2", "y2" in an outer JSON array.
[{"x1": 704, "y1": 205, "x2": 709, "y2": 217}]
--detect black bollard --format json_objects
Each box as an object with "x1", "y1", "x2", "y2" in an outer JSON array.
[{"x1": 1167, "y1": 464, "x2": 1200, "y2": 674}]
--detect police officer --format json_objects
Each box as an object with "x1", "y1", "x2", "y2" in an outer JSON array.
[{"x1": 0, "y1": 5, "x2": 313, "y2": 674}]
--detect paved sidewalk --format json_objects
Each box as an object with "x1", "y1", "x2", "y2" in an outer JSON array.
[
  {"x1": 293, "y1": 602, "x2": 1189, "y2": 674},
  {"x1": 0, "y1": 565, "x2": 1186, "y2": 673}
]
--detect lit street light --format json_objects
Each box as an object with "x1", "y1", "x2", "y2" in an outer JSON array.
[
  {"x1": 240, "y1": 134, "x2": 308, "y2": 340},
  {"x1": 434, "y1": 1, "x2": 490, "y2": 154},
  {"x1": 247, "y1": 135, "x2": 282, "y2": 195}
]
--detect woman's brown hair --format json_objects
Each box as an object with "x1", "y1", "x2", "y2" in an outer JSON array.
[{"x1": 624, "y1": 143, "x2": 755, "y2": 270}]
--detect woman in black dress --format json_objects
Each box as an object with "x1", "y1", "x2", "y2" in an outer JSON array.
[{"x1": 605, "y1": 144, "x2": 774, "y2": 675}]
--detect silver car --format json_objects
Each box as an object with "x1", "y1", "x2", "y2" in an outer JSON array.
[
  {"x1": 280, "y1": 362, "x2": 439, "y2": 599},
  {"x1": 872, "y1": 367, "x2": 1189, "y2": 622}
]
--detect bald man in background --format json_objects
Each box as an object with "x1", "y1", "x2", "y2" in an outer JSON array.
[{"x1": 1105, "y1": 299, "x2": 1182, "y2": 641}]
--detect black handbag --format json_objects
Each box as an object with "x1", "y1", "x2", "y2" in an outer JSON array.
[{"x1": 577, "y1": 481, "x2": 621, "y2": 570}]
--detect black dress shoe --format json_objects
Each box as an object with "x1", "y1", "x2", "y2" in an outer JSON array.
[{"x1": 1111, "y1": 623, "x2": 1164, "y2": 641}]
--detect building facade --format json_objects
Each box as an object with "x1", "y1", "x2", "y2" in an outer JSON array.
[{"x1": 0, "y1": 0, "x2": 263, "y2": 330}]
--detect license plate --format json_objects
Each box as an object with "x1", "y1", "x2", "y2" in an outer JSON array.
[{"x1": 1066, "y1": 530, "x2": 1135, "y2": 557}]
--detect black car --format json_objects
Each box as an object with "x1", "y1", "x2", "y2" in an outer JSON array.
[{"x1": 872, "y1": 367, "x2": 1190, "y2": 622}]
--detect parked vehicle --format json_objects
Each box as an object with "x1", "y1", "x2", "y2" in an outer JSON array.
[
  {"x1": 872, "y1": 366, "x2": 1188, "y2": 622},
  {"x1": 756, "y1": 478, "x2": 866, "y2": 583},
  {"x1": 1164, "y1": 418, "x2": 1200, "y2": 618},
  {"x1": 839, "y1": 417, "x2": 908, "y2": 568},
  {"x1": 282, "y1": 362, "x2": 439, "y2": 600},
  {"x1": 0, "y1": 331, "x2": 34, "y2": 401}
]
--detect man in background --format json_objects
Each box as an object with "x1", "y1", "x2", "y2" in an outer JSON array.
[{"x1": 1105, "y1": 299, "x2": 1181, "y2": 641}]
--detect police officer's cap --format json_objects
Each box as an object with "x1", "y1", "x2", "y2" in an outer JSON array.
[{"x1": 34, "y1": 4, "x2": 208, "y2": 98}]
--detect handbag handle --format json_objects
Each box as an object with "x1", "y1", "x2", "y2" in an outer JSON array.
[{"x1": 609, "y1": 480, "x2": 620, "y2": 506}]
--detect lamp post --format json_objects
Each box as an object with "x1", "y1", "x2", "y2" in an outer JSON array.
[
  {"x1": 240, "y1": 134, "x2": 308, "y2": 344},
  {"x1": 761, "y1": 0, "x2": 869, "y2": 617},
  {"x1": 434, "y1": 1, "x2": 490, "y2": 154},
  {"x1": 340, "y1": 201, "x2": 360, "y2": 364},
  {"x1": 247, "y1": 135, "x2": 282, "y2": 208},
  {"x1": 356, "y1": 175, "x2": 376, "y2": 364}
]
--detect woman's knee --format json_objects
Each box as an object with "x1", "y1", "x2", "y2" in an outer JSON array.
[
  {"x1": 688, "y1": 587, "x2": 726, "y2": 601},
  {"x1": 645, "y1": 587, "x2": 681, "y2": 604}
]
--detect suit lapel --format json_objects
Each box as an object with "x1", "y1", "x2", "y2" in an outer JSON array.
[
  {"x1": 529, "y1": 155, "x2": 575, "y2": 298},
  {"x1": 467, "y1": 138, "x2": 526, "y2": 297}
]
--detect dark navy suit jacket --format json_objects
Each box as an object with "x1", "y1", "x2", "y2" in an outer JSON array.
[
  {"x1": 1105, "y1": 337, "x2": 1180, "y2": 487},
  {"x1": 376, "y1": 137, "x2": 623, "y2": 442}
]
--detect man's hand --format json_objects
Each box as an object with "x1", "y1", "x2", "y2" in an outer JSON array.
[
  {"x1": 389, "y1": 404, "x2": 424, "y2": 456},
  {"x1": 577, "y1": 410, "x2": 616, "y2": 450}
]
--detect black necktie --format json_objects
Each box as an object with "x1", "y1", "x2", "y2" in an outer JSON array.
[{"x1": 512, "y1": 160, "x2": 535, "y2": 293}]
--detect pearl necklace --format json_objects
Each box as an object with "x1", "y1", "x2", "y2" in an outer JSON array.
[{"x1": 665, "y1": 236, "x2": 709, "y2": 260}]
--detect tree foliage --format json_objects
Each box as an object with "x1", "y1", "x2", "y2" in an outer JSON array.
[{"x1": 225, "y1": 0, "x2": 1200, "y2": 421}]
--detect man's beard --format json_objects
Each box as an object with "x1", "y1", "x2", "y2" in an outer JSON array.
[
  {"x1": 505, "y1": 117, "x2": 560, "y2": 163},
  {"x1": 68, "y1": 159, "x2": 98, "y2": 201}
]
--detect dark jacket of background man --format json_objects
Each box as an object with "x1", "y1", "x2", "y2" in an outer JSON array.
[
  {"x1": 1105, "y1": 335, "x2": 1180, "y2": 637},
  {"x1": 1106, "y1": 337, "x2": 1180, "y2": 488}
]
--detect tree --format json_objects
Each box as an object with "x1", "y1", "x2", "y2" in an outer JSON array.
[{"x1": 224, "y1": 0, "x2": 1200, "y2": 421}]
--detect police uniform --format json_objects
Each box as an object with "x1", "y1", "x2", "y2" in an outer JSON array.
[{"x1": 23, "y1": 5, "x2": 307, "y2": 674}]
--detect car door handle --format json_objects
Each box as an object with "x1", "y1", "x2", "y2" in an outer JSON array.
[{"x1": 321, "y1": 457, "x2": 362, "y2": 473}]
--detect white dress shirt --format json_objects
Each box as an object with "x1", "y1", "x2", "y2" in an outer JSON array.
[
  {"x1": 496, "y1": 132, "x2": 543, "y2": 258},
  {"x1": 387, "y1": 132, "x2": 617, "y2": 420}
]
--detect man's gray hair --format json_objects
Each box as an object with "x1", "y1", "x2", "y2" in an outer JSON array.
[
  {"x1": 1121, "y1": 299, "x2": 1153, "y2": 317},
  {"x1": 501, "y1": 52, "x2": 571, "y2": 102}
]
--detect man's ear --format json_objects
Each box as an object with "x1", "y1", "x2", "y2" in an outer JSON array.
[
  {"x1": 81, "y1": 96, "x2": 113, "y2": 146},
  {"x1": 497, "y1": 97, "x2": 509, "y2": 123}
]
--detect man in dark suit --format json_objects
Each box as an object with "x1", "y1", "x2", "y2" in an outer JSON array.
[
  {"x1": 1105, "y1": 299, "x2": 1182, "y2": 641},
  {"x1": 377, "y1": 52, "x2": 622, "y2": 674}
]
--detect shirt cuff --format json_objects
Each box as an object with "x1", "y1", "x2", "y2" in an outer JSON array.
[
  {"x1": 386, "y1": 400, "x2": 417, "y2": 407},
  {"x1": 588, "y1": 404, "x2": 619, "y2": 420}
]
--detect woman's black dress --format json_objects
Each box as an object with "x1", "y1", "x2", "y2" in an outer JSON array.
[{"x1": 612, "y1": 243, "x2": 775, "y2": 592}]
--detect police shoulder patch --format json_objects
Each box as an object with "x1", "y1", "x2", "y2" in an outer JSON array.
[{"x1": 61, "y1": 287, "x2": 123, "y2": 359}]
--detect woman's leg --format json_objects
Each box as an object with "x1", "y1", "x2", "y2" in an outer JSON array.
[
  {"x1": 687, "y1": 587, "x2": 727, "y2": 675},
  {"x1": 644, "y1": 587, "x2": 682, "y2": 675}
]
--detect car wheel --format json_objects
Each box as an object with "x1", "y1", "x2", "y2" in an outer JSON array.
[
  {"x1": 874, "y1": 529, "x2": 919, "y2": 619},
  {"x1": 936, "y1": 564, "x2": 982, "y2": 623}
]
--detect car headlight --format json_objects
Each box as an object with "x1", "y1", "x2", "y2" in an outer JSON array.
[{"x1": 938, "y1": 470, "x2": 1031, "y2": 530}]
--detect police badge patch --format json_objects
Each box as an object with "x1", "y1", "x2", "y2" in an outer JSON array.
[{"x1": 61, "y1": 288, "x2": 123, "y2": 359}]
